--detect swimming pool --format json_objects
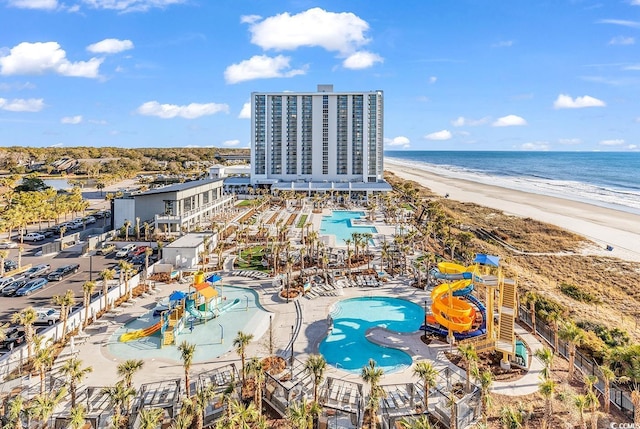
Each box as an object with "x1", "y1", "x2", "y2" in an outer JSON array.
[
  {"x1": 108, "y1": 286, "x2": 270, "y2": 363},
  {"x1": 319, "y1": 297, "x2": 423, "y2": 373},
  {"x1": 319, "y1": 210, "x2": 378, "y2": 245}
]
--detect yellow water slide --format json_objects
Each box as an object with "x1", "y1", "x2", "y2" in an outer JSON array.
[
  {"x1": 119, "y1": 320, "x2": 162, "y2": 342},
  {"x1": 431, "y1": 279, "x2": 475, "y2": 332}
]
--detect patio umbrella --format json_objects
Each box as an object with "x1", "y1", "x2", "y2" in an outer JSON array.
[
  {"x1": 169, "y1": 290, "x2": 187, "y2": 301},
  {"x1": 473, "y1": 254, "x2": 500, "y2": 267},
  {"x1": 207, "y1": 274, "x2": 222, "y2": 283}
]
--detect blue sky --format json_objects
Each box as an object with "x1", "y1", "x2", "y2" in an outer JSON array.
[{"x1": 1, "y1": 0, "x2": 639, "y2": 151}]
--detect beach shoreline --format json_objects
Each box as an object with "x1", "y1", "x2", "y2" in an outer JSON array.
[{"x1": 385, "y1": 159, "x2": 640, "y2": 263}]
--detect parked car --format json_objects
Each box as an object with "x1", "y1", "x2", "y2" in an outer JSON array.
[
  {"x1": 71, "y1": 219, "x2": 84, "y2": 228},
  {"x1": 96, "y1": 243, "x2": 116, "y2": 256},
  {"x1": 4, "y1": 260, "x2": 18, "y2": 272},
  {"x1": 0, "y1": 277, "x2": 15, "y2": 290},
  {"x1": 1, "y1": 327, "x2": 26, "y2": 351},
  {"x1": 128, "y1": 254, "x2": 156, "y2": 265},
  {"x1": 83, "y1": 216, "x2": 96, "y2": 224},
  {"x1": 0, "y1": 240, "x2": 17, "y2": 249},
  {"x1": 15, "y1": 277, "x2": 49, "y2": 296},
  {"x1": 116, "y1": 244, "x2": 137, "y2": 258},
  {"x1": 47, "y1": 264, "x2": 79, "y2": 281},
  {"x1": 41, "y1": 229, "x2": 55, "y2": 238},
  {"x1": 1, "y1": 278, "x2": 27, "y2": 296},
  {"x1": 34, "y1": 308, "x2": 60, "y2": 326},
  {"x1": 24, "y1": 263, "x2": 51, "y2": 278},
  {"x1": 23, "y1": 232, "x2": 45, "y2": 242}
]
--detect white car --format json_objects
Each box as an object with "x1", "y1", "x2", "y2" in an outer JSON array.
[
  {"x1": 34, "y1": 308, "x2": 60, "y2": 326},
  {"x1": 115, "y1": 243, "x2": 137, "y2": 258},
  {"x1": 23, "y1": 232, "x2": 45, "y2": 242},
  {"x1": 0, "y1": 240, "x2": 17, "y2": 249}
]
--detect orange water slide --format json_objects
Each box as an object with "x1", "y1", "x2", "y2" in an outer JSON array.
[
  {"x1": 119, "y1": 321, "x2": 162, "y2": 342},
  {"x1": 430, "y1": 279, "x2": 475, "y2": 332}
]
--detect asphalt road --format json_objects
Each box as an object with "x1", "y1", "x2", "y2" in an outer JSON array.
[{"x1": 0, "y1": 239, "x2": 126, "y2": 324}]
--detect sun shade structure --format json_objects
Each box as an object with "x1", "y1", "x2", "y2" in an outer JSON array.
[
  {"x1": 194, "y1": 282, "x2": 218, "y2": 299},
  {"x1": 169, "y1": 290, "x2": 187, "y2": 301},
  {"x1": 473, "y1": 253, "x2": 500, "y2": 267}
]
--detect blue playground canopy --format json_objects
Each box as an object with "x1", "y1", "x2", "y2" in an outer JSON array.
[
  {"x1": 207, "y1": 274, "x2": 222, "y2": 283},
  {"x1": 169, "y1": 290, "x2": 187, "y2": 301},
  {"x1": 474, "y1": 254, "x2": 500, "y2": 267}
]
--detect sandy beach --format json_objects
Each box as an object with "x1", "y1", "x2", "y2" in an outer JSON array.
[{"x1": 385, "y1": 159, "x2": 640, "y2": 263}]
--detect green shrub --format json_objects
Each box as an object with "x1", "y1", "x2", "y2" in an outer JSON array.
[
  {"x1": 559, "y1": 283, "x2": 598, "y2": 303},
  {"x1": 534, "y1": 295, "x2": 565, "y2": 321},
  {"x1": 576, "y1": 320, "x2": 630, "y2": 348},
  {"x1": 296, "y1": 214, "x2": 308, "y2": 229}
]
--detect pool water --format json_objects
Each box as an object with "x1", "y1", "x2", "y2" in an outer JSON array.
[
  {"x1": 319, "y1": 210, "x2": 378, "y2": 245},
  {"x1": 319, "y1": 297, "x2": 423, "y2": 373}
]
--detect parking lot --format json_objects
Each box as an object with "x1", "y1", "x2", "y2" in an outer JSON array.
[{"x1": 0, "y1": 233, "x2": 147, "y2": 325}]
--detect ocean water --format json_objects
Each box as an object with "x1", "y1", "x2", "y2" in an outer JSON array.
[{"x1": 384, "y1": 151, "x2": 640, "y2": 215}]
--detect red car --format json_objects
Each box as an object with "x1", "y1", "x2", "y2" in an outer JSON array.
[{"x1": 130, "y1": 246, "x2": 151, "y2": 257}]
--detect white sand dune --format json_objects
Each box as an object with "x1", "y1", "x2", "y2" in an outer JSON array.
[{"x1": 385, "y1": 159, "x2": 640, "y2": 263}]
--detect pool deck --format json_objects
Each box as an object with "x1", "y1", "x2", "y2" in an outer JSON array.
[{"x1": 64, "y1": 262, "x2": 545, "y2": 398}]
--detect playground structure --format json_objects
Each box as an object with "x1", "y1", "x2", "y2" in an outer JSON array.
[
  {"x1": 422, "y1": 254, "x2": 526, "y2": 369},
  {"x1": 119, "y1": 272, "x2": 240, "y2": 347}
]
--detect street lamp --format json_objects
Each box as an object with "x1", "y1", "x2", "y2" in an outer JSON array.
[
  {"x1": 423, "y1": 300, "x2": 428, "y2": 339},
  {"x1": 290, "y1": 325, "x2": 294, "y2": 379},
  {"x1": 219, "y1": 323, "x2": 224, "y2": 344}
]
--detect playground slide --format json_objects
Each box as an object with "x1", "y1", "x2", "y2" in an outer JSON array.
[
  {"x1": 185, "y1": 298, "x2": 241, "y2": 320},
  {"x1": 431, "y1": 279, "x2": 475, "y2": 332},
  {"x1": 431, "y1": 262, "x2": 477, "y2": 281},
  {"x1": 119, "y1": 321, "x2": 162, "y2": 342}
]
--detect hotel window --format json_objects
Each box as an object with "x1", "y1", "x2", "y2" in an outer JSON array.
[
  {"x1": 336, "y1": 95, "x2": 348, "y2": 174},
  {"x1": 254, "y1": 95, "x2": 266, "y2": 175},
  {"x1": 202, "y1": 191, "x2": 209, "y2": 205},
  {"x1": 368, "y1": 95, "x2": 378, "y2": 176},
  {"x1": 271, "y1": 96, "x2": 283, "y2": 175},
  {"x1": 286, "y1": 96, "x2": 298, "y2": 175},
  {"x1": 352, "y1": 95, "x2": 364, "y2": 175},
  {"x1": 301, "y1": 96, "x2": 313, "y2": 175},
  {"x1": 322, "y1": 95, "x2": 329, "y2": 175}
]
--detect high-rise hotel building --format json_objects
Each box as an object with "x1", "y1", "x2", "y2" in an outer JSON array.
[{"x1": 250, "y1": 84, "x2": 391, "y2": 198}]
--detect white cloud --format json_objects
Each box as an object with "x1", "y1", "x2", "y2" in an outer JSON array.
[
  {"x1": 240, "y1": 14, "x2": 261, "y2": 24},
  {"x1": 0, "y1": 42, "x2": 102, "y2": 78},
  {"x1": 451, "y1": 116, "x2": 489, "y2": 127},
  {"x1": 597, "y1": 19, "x2": 640, "y2": 28},
  {"x1": 492, "y1": 115, "x2": 527, "y2": 127},
  {"x1": 0, "y1": 98, "x2": 44, "y2": 112},
  {"x1": 384, "y1": 136, "x2": 410, "y2": 148},
  {"x1": 342, "y1": 51, "x2": 383, "y2": 69},
  {"x1": 61, "y1": 115, "x2": 82, "y2": 124},
  {"x1": 599, "y1": 139, "x2": 625, "y2": 146},
  {"x1": 627, "y1": 144, "x2": 638, "y2": 150},
  {"x1": 428, "y1": 76, "x2": 437, "y2": 84},
  {"x1": 222, "y1": 139, "x2": 240, "y2": 147},
  {"x1": 136, "y1": 101, "x2": 229, "y2": 119},
  {"x1": 635, "y1": 117, "x2": 640, "y2": 123},
  {"x1": 424, "y1": 130, "x2": 452, "y2": 140},
  {"x1": 609, "y1": 36, "x2": 635, "y2": 45},
  {"x1": 79, "y1": 0, "x2": 186, "y2": 12},
  {"x1": 553, "y1": 94, "x2": 606, "y2": 109},
  {"x1": 558, "y1": 138, "x2": 582, "y2": 145},
  {"x1": 492, "y1": 40, "x2": 514, "y2": 48},
  {"x1": 87, "y1": 39, "x2": 134, "y2": 54},
  {"x1": 224, "y1": 55, "x2": 306, "y2": 84},
  {"x1": 7, "y1": 0, "x2": 57, "y2": 9},
  {"x1": 247, "y1": 8, "x2": 371, "y2": 55},
  {"x1": 0, "y1": 81, "x2": 36, "y2": 91},
  {"x1": 88, "y1": 119, "x2": 107, "y2": 125},
  {"x1": 632, "y1": 0, "x2": 640, "y2": 5},
  {"x1": 238, "y1": 102, "x2": 251, "y2": 119},
  {"x1": 521, "y1": 142, "x2": 550, "y2": 151},
  {"x1": 623, "y1": 64, "x2": 640, "y2": 70}
]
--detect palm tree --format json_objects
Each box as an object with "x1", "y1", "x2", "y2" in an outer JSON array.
[
  {"x1": 59, "y1": 357, "x2": 93, "y2": 408},
  {"x1": 32, "y1": 335, "x2": 54, "y2": 395},
  {"x1": 521, "y1": 291, "x2": 538, "y2": 333},
  {"x1": 413, "y1": 361, "x2": 438, "y2": 412},
  {"x1": 102, "y1": 382, "x2": 135, "y2": 429},
  {"x1": 11, "y1": 307, "x2": 37, "y2": 360},
  {"x1": 457, "y1": 343, "x2": 478, "y2": 392},
  {"x1": 583, "y1": 375, "x2": 599, "y2": 429},
  {"x1": 233, "y1": 331, "x2": 253, "y2": 386},
  {"x1": 118, "y1": 260, "x2": 135, "y2": 301},
  {"x1": 219, "y1": 377, "x2": 237, "y2": 422},
  {"x1": 4, "y1": 395, "x2": 25, "y2": 429},
  {"x1": 361, "y1": 359, "x2": 385, "y2": 429},
  {"x1": 189, "y1": 384, "x2": 216, "y2": 429},
  {"x1": 69, "y1": 404, "x2": 87, "y2": 429},
  {"x1": 117, "y1": 359, "x2": 144, "y2": 390},
  {"x1": 558, "y1": 321, "x2": 584, "y2": 380},
  {"x1": 538, "y1": 378, "x2": 557, "y2": 427},
  {"x1": 304, "y1": 354, "x2": 326, "y2": 404},
  {"x1": 82, "y1": 281, "x2": 96, "y2": 327},
  {"x1": 52, "y1": 289, "x2": 75, "y2": 338},
  {"x1": 138, "y1": 407, "x2": 164, "y2": 429},
  {"x1": 598, "y1": 364, "x2": 616, "y2": 414},
  {"x1": 622, "y1": 355, "x2": 640, "y2": 427},
  {"x1": 499, "y1": 406, "x2": 522, "y2": 429},
  {"x1": 0, "y1": 249, "x2": 8, "y2": 277},
  {"x1": 545, "y1": 310, "x2": 563, "y2": 352},
  {"x1": 573, "y1": 394, "x2": 588, "y2": 429},
  {"x1": 246, "y1": 357, "x2": 265, "y2": 413},
  {"x1": 475, "y1": 369, "x2": 493, "y2": 425},
  {"x1": 99, "y1": 268, "x2": 115, "y2": 310},
  {"x1": 398, "y1": 415, "x2": 433, "y2": 429},
  {"x1": 534, "y1": 347, "x2": 554, "y2": 380},
  {"x1": 178, "y1": 341, "x2": 196, "y2": 396},
  {"x1": 30, "y1": 387, "x2": 67, "y2": 429},
  {"x1": 123, "y1": 219, "x2": 131, "y2": 241},
  {"x1": 287, "y1": 398, "x2": 312, "y2": 429},
  {"x1": 228, "y1": 399, "x2": 262, "y2": 428},
  {"x1": 445, "y1": 389, "x2": 457, "y2": 429}
]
